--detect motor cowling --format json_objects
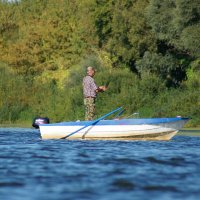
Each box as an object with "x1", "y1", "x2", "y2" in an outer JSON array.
[{"x1": 32, "y1": 117, "x2": 50, "y2": 129}]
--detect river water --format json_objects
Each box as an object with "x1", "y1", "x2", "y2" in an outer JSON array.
[{"x1": 0, "y1": 128, "x2": 200, "y2": 200}]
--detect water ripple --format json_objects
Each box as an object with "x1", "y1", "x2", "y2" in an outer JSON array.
[{"x1": 0, "y1": 128, "x2": 200, "y2": 200}]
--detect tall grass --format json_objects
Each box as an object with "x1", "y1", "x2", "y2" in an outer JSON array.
[{"x1": 0, "y1": 59, "x2": 199, "y2": 127}]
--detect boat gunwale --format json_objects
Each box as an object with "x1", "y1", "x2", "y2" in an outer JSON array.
[{"x1": 39, "y1": 117, "x2": 190, "y2": 127}]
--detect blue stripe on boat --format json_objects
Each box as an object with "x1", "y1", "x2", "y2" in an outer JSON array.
[{"x1": 40, "y1": 117, "x2": 189, "y2": 126}]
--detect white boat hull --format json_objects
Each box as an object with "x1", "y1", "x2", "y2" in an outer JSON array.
[
  {"x1": 40, "y1": 124, "x2": 178, "y2": 140},
  {"x1": 39, "y1": 117, "x2": 189, "y2": 140}
]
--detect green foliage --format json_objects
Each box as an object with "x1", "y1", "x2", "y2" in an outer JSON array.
[
  {"x1": 0, "y1": 1, "x2": 18, "y2": 39},
  {"x1": 0, "y1": 0, "x2": 199, "y2": 127},
  {"x1": 136, "y1": 51, "x2": 188, "y2": 87},
  {"x1": 146, "y1": 0, "x2": 200, "y2": 57},
  {"x1": 1, "y1": 0, "x2": 87, "y2": 75},
  {"x1": 106, "y1": 0, "x2": 156, "y2": 70},
  {"x1": 0, "y1": 63, "x2": 29, "y2": 122},
  {"x1": 183, "y1": 60, "x2": 200, "y2": 90},
  {"x1": 153, "y1": 88, "x2": 200, "y2": 127},
  {"x1": 143, "y1": 0, "x2": 200, "y2": 88},
  {"x1": 181, "y1": 25, "x2": 200, "y2": 57}
]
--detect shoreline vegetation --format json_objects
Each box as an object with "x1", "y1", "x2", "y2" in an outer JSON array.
[{"x1": 0, "y1": 0, "x2": 199, "y2": 127}]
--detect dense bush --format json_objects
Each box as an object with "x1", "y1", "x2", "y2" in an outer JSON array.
[{"x1": 0, "y1": 0, "x2": 199, "y2": 127}]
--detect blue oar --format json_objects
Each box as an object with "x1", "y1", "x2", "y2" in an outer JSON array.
[
  {"x1": 61, "y1": 107, "x2": 122, "y2": 139},
  {"x1": 113, "y1": 109, "x2": 126, "y2": 119}
]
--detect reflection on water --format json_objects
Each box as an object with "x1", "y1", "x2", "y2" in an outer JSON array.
[{"x1": 0, "y1": 128, "x2": 200, "y2": 200}]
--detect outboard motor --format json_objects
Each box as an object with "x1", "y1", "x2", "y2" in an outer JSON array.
[{"x1": 32, "y1": 117, "x2": 50, "y2": 129}]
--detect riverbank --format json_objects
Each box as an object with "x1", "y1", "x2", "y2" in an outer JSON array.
[
  {"x1": 0, "y1": 122, "x2": 31, "y2": 128},
  {"x1": 178, "y1": 129, "x2": 200, "y2": 137}
]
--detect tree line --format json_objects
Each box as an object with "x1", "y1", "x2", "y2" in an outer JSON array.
[{"x1": 0, "y1": 0, "x2": 199, "y2": 127}]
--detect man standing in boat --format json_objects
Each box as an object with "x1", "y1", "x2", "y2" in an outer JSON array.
[{"x1": 83, "y1": 66, "x2": 107, "y2": 121}]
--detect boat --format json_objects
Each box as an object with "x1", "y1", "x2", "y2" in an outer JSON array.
[{"x1": 39, "y1": 117, "x2": 190, "y2": 141}]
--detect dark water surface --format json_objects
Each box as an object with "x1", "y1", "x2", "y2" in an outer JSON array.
[{"x1": 0, "y1": 128, "x2": 200, "y2": 200}]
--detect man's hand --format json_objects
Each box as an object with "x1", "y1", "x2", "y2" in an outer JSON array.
[{"x1": 98, "y1": 86, "x2": 107, "y2": 92}]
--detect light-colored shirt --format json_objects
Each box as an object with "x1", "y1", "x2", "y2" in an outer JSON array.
[{"x1": 83, "y1": 75, "x2": 98, "y2": 98}]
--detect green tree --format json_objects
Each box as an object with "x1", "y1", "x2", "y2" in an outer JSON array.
[
  {"x1": 136, "y1": 51, "x2": 188, "y2": 87},
  {"x1": 107, "y1": 0, "x2": 156, "y2": 71},
  {"x1": 1, "y1": 0, "x2": 87, "y2": 77},
  {"x1": 146, "y1": 0, "x2": 200, "y2": 57}
]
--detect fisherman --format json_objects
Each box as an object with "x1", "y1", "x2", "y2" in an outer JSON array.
[{"x1": 83, "y1": 66, "x2": 107, "y2": 121}]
